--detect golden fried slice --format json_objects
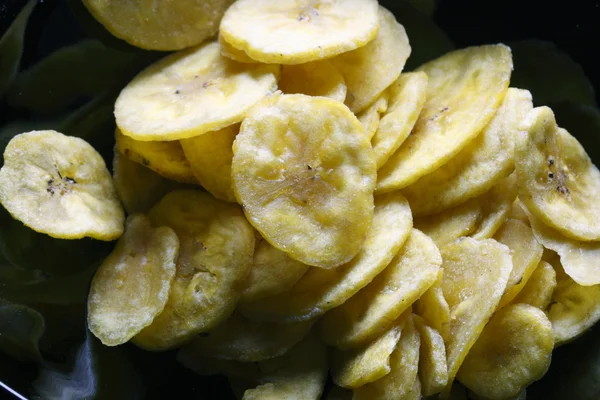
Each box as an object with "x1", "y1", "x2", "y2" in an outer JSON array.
[
  {"x1": 516, "y1": 106, "x2": 600, "y2": 241},
  {"x1": 508, "y1": 198, "x2": 530, "y2": 224},
  {"x1": 331, "y1": 6, "x2": 411, "y2": 113},
  {"x1": 377, "y1": 44, "x2": 513, "y2": 192},
  {"x1": 219, "y1": 34, "x2": 257, "y2": 63},
  {"x1": 82, "y1": 0, "x2": 233, "y2": 50},
  {"x1": 180, "y1": 124, "x2": 238, "y2": 202},
  {"x1": 320, "y1": 230, "x2": 440, "y2": 348},
  {"x1": 470, "y1": 173, "x2": 519, "y2": 239},
  {"x1": 357, "y1": 92, "x2": 389, "y2": 140},
  {"x1": 457, "y1": 304, "x2": 553, "y2": 399},
  {"x1": 371, "y1": 72, "x2": 428, "y2": 168},
  {"x1": 88, "y1": 215, "x2": 178, "y2": 346},
  {"x1": 512, "y1": 260, "x2": 557, "y2": 310},
  {"x1": 115, "y1": 41, "x2": 279, "y2": 141},
  {"x1": 414, "y1": 269, "x2": 450, "y2": 339},
  {"x1": 404, "y1": 88, "x2": 532, "y2": 215},
  {"x1": 219, "y1": 0, "x2": 380, "y2": 65},
  {"x1": 414, "y1": 315, "x2": 449, "y2": 397},
  {"x1": 132, "y1": 190, "x2": 254, "y2": 350},
  {"x1": 0, "y1": 130, "x2": 124, "y2": 240},
  {"x1": 239, "y1": 192, "x2": 412, "y2": 322},
  {"x1": 279, "y1": 60, "x2": 346, "y2": 102},
  {"x1": 232, "y1": 94, "x2": 376, "y2": 269}
]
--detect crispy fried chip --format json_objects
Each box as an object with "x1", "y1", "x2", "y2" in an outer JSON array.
[
  {"x1": 232, "y1": 94, "x2": 376, "y2": 269},
  {"x1": 239, "y1": 192, "x2": 412, "y2": 322},
  {"x1": 377, "y1": 44, "x2": 513, "y2": 192},
  {"x1": 357, "y1": 92, "x2": 389, "y2": 140},
  {"x1": 115, "y1": 41, "x2": 279, "y2": 141},
  {"x1": 414, "y1": 269, "x2": 450, "y2": 338},
  {"x1": 371, "y1": 72, "x2": 428, "y2": 168},
  {"x1": 457, "y1": 304, "x2": 553, "y2": 399},
  {"x1": 404, "y1": 88, "x2": 531, "y2": 215},
  {"x1": 279, "y1": 60, "x2": 347, "y2": 103},
  {"x1": 320, "y1": 230, "x2": 440, "y2": 348},
  {"x1": 512, "y1": 260, "x2": 557, "y2": 310},
  {"x1": 414, "y1": 315, "x2": 449, "y2": 397},
  {"x1": 132, "y1": 190, "x2": 254, "y2": 350},
  {"x1": 88, "y1": 215, "x2": 178, "y2": 346},
  {"x1": 331, "y1": 6, "x2": 411, "y2": 113},
  {"x1": 516, "y1": 106, "x2": 600, "y2": 241},
  {"x1": 219, "y1": 0, "x2": 379, "y2": 65},
  {"x1": 180, "y1": 124, "x2": 238, "y2": 202},
  {"x1": 0, "y1": 130, "x2": 124, "y2": 240},
  {"x1": 219, "y1": 34, "x2": 257, "y2": 64},
  {"x1": 440, "y1": 238, "x2": 513, "y2": 391},
  {"x1": 470, "y1": 173, "x2": 519, "y2": 239},
  {"x1": 508, "y1": 198, "x2": 530, "y2": 224},
  {"x1": 353, "y1": 315, "x2": 420, "y2": 400},
  {"x1": 414, "y1": 199, "x2": 481, "y2": 248}
]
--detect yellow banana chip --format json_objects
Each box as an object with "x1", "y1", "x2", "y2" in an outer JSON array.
[
  {"x1": 180, "y1": 124, "x2": 239, "y2": 203},
  {"x1": 115, "y1": 128, "x2": 197, "y2": 184},
  {"x1": 371, "y1": 72, "x2": 428, "y2": 169},
  {"x1": 279, "y1": 60, "x2": 347, "y2": 103},
  {"x1": 0, "y1": 130, "x2": 124, "y2": 240},
  {"x1": 353, "y1": 315, "x2": 420, "y2": 400},
  {"x1": 81, "y1": 0, "x2": 233, "y2": 50},
  {"x1": 239, "y1": 192, "x2": 412, "y2": 322},
  {"x1": 457, "y1": 304, "x2": 553, "y2": 400},
  {"x1": 470, "y1": 173, "x2": 519, "y2": 239},
  {"x1": 132, "y1": 190, "x2": 254, "y2": 350},
  {"x1": 494, "y1": 219, "x2": 544, "y2": 308},
  {"x1": 413, "y1": 315, "x2": 449, "y2": 397},
  {"x1": 181, "y1": 313, "x2": 314, "y2": 362},
  {"x1": 516, "y1": 106, "x2": 600, "y2": 241},
  {"x1": 241, "y1": 236, "x2": 310, "y2": 303},
  {"x1": 219, "y1": 0, "x2": 380, "y2": 65},
  {"x1": 357, "y1": 92, "x2": 389, "y2": 140},
  {"x1": 377, "y1": 44, "x2": 513, "y2": 192},
  {"x1": 87, "y1": 215, "x2": 178, "y2": 346},
  {"x1": 320, "y1": 230, "x2": 440, "y2": 348},
  {"x1": 232, "y1": 94, "x2": 376, "y2": 269},
  {"x1": 440, "y1": 238, "x2": 513, "y2": 392},
  {"x1": 414, "y1": 198, "x2": 482, "y2": 248},
  {"x1": 414, "y1": 269, "x2": 450, "y2": 339},
  {"x1": 404, "y1": 88, "x2": 531, "y2": 215},
  {"x1": 508, "y1": 198, "x2": 530, "y2": 224},
  {"x1": 115, "y1": 41, "x2": 279, "y2": 141},
  {"x1": 512, "y1": 260, "x2": 557, "y2": 310},
  {"x1": 331, "y1": 6, "x2": 411, "y2": 113},
  {"x1": 219, "y1": 34, "x2": 257, "y2": 64}
]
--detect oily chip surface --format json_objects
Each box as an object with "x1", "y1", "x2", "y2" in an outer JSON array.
[
  {"x1": 115, "y1": 41, "x2": 279, "y2": 141},
  {"x1": 232, "y1": 94, "x2": 376, "y2": 269},
  {"x1": 279, "y1": 60, "x2": 347, "y2": 103},
  {"x1": 0, "y1": 130, "x2": 124, "y2": 240},
  {"x1": 219, "y1": 0, "x2": 380, "y2": 65},
  {"x1": 377, "y1": 44, "x2": 513, "y2": 192},
  {"x1": 88, "y1": 215, "x2": 178, "y2": 346}
]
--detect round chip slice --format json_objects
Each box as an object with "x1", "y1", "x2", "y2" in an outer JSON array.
[
  {"x1": 377, "y1": 44, "x2": 513, "y2": 192},
  {"x1": 218, "y1": 34, "x2": 257, "y2": 64},
  {"x1": 115, "y1": 41, "x2": 279, "y2": 141},
  {"x1": 457, "y1": 304, "x2": 553, "y2": 400},
  {"x1": 232, "y1": 94, "x2": 376, "y2": 269},
  {"x1": 330, "y1": 6, "x2": 411, "y2": 113},
  {"x1": 87, "y1": 215, "x2": 178, "y2": 346},
  {"x1": 413, "y1": 315, "x2": 449, "y2": 397},
  {"x1": 219, "y1": 0, "x2": 380, "y2": 65},
  {"x1": 81, "y1": 0, "x2": 233, "y2": 51},
  {"x1": 403, "y1": 88, "x2": 532, "y2": 215},
  {"x1": 516, "y1": 106, "x2": 600, "y2": 241},
  {"x1": 132, "y1": 190, "x2": 254, "y2": 350},
  {"x1": 279, "y1": 60, "x2": 347, "y2": 102},
  {"x1": 0, "y1": 130, "x2": 124, "y2": 240},
  {"x1": 357, "y1": 92, "x2": 389, "y2": 140},
  {"x1": 470, "y1": 173, "x2": 518, "y2": 239},
  {"x1": 512, "y1": 260, "x2": 557, "y2": 310}
]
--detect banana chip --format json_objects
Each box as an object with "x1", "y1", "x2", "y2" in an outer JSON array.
[
  {"x1": 457, "y1": 304, "x2": 553, "y2": 400},
  {"x1": 180, "y1": 124, "x2": 238, "y2": 202},
  {"x1": 357, "y1": 92, "x2": 389, "y2": 140},
  {"x1": 508, "y1": 198, "x2": 530, "y2": 224},
  {"x1": 320, "y1": 230, "x2": 440, "y2": 349},
  {"x1": 377, "y1": 44, "x2": 513, "y2": 192},
  {"x1": 181, "y1": 313, "x2": 314, "y2": 362},
  {"x1": 115, "y1": 41, "x2": 279, "y2": 141},
  {"x1": 81, "y1": 0, "x2": 233, "y2": 50},
  {"x1": 512, "y1": 260, "x2": 557, "y2": 310},
  {"x1": 414, "y1": 315, "x2": 449, "y2": 397},
  {"x1": 219, "y1": 34, "x2": 257, "y2": 64},
  {"x1": 239, "y1": 192, "x2": 412, "y2": 322},
  {"x1": 414, "y1": 269, "x2": 450, "y2": 339},
  {"x1": 88, "y1": 215, "x2": 178, "y2": 346},
  {"x1": 354, "y1": 315, "x2": 420, "y2": 400},
  {"x1": 132, "y1": 190, "x2": 254, "y2": 350},
  {"x1": 470, "y1": 173, "x2": 518, "y2": 239},
  {"x1": 404, "y1": 88, "x2": 531, "y2": 215},
  {"x1": 232, "y1": 94, "x2": 376, "y2": 269},
  {"x1": 371, "y1": 72, "x2": 428, "y2": 169},
  {"x1": 279, "y1": 61, "x2": 347, "y2": 102},
  {"x1": 115, "y1": 129, "x2": 197, "y2": 184},
  {"x1": 516, "y1": 106, "x2": 600, "y2": 241},
  {"x1": 414, "y1": 198, "x2": 482, "y2": 248},
  {"x1": 331, "y1": 6, "x2": 411, "y2": 113},
  {"x1": 440, "y1": 238, "x2": 513, "y2": 392},
  {"x1": 219, "y1": 0, "x2": 380, "y2": 65},
  {"x1": 0, "y1": 130, "x2": 124, "y2": 240}
]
